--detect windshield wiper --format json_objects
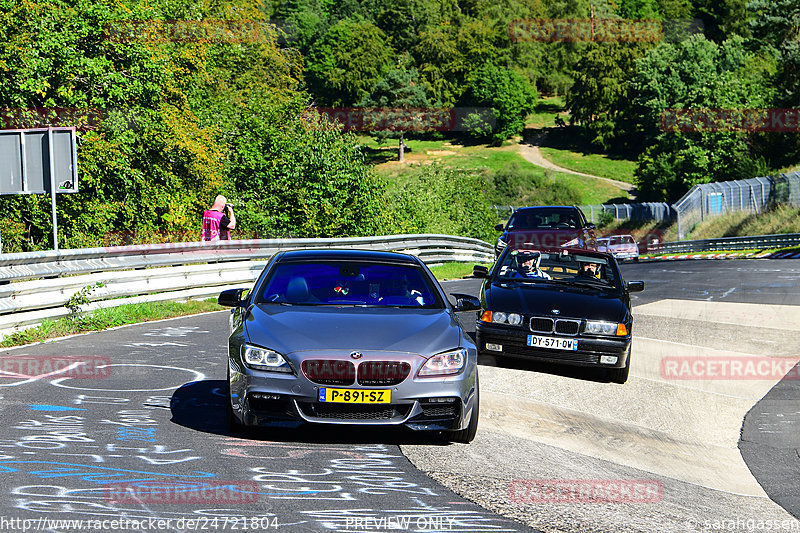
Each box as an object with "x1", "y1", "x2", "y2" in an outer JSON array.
[
  {"x1": 563, "y1": 278, "x2": 613, "y2": 289},
  {"x1": 498, "y1": 277, "x2": 563, "y2": 284}
]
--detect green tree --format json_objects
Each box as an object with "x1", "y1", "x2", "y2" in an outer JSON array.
[
  {"x1": 305, "y1": 18, "x2": 393, "y2": 106},
  {"x1": 748, "y1": 0, "x2": 800, "y2": 165},
  {"x1": 630, "y1": 35, "x2": 775, "y2": 201},
  {"x1": 616, "y1": 0, "x2": 661, "y2": 18},
  {"x1": 460, "y1": 63, "x2": 538, "y2": 144},
  {"x1": 0, "y1": 0, "x2": 387, "y2": 251},
  {"x1": 414, "y1": 23, "x2": 465, "y2": 107},
  {"x1": 692, "y1": 0, "x2": 750, "y2": 42},
  {"x1": 226, "y1": 96, "x2": 385, "y2": 238},
  {"x1": 358, "y1": 55, "x2": 431, "y2": 161},
  {"x1": 567, "y1": 43, "x2": 651, "y2": 152},
  {"x1": 0, "y1": 0, "x2": 230, "y2": 248}
]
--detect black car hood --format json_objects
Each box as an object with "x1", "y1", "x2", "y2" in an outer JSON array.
[
  {"x1": 485, "y1": 280, "x2": 628, "y2": 322},
  {"x1": 244, "y1": 304, "x2": 462, "y2": 356}
]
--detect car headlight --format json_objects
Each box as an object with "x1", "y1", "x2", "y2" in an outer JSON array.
[
  {"x1": 584, "y1": 320, "x2": 627, "y2": 336},
  {"x1": 506, "y1": 313, "x2": 523, "y2": 325},
  {"x1": 480, "y1": 311, "x2": 523, "y2": 326},
  {"x1": 241, "y1": 344, "x2": 292, "y2": 372},
  {"x1": 419, "y1": 348, "x2": 467, "y2": 377}
]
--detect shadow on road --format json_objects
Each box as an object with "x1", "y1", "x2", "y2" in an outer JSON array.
[{"x1": 169, "y1": 380, "x2": 456, "y2": 446}]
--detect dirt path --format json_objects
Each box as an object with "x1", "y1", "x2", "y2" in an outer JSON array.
[{"x1": 518, "y1": 130, "x2": 637, "y2": 196}]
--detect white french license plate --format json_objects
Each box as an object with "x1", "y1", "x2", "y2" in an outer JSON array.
[{"x1": 527, "y1": 335, "x2": 578, "y2": 351}]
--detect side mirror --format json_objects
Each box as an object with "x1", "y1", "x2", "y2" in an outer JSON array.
[
  {"x1": 626, "y1": 281, "x2": 645, "y2": 293},
  {"x1": 472, "y1": 265, "x2": 489, "y2": 278},
  {"x1": 218, "y1": 288, "x2": 246, "y2": 307},
  {"x1": 585, "y1": 223, "x2": 596, "y2": 230},
  {"x1": 450, "y1": 293, "x2": 481, "y2": 312},
  {"x1": 494, "y1": 224, "x2": 505, "y2": 231}
]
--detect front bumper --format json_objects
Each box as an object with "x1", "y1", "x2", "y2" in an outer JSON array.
[
  {"x1": 476, "y1": 322, "x2": 630, "y2": 369},
  {"x1": 228, "y1": 357, "x2": 477, "y2": 431}
]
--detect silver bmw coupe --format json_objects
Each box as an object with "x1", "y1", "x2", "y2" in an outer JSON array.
[{"x1": 217, "y1": 249, "x2": 481, "y2": 443}]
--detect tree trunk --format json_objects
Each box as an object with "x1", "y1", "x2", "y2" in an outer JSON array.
[{"x1": 398, "y1": 133, "x2": 405, "y2": 162}]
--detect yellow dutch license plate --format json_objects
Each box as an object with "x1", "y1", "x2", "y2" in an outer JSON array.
[{"x1": 318, "y1": 388, "x2": 391, "y2": 404}]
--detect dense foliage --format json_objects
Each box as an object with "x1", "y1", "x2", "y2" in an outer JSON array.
[
  {"x1": 383, "y1": 164, "x2": 497, "y2": 243},
  {"x1": 565, "y1": 4, "x2": 793, "y2": 202},
  {"x1": 0, "y1": 0, "x2": 797, "y2": 250},
  {"x1": 0, "y1": 0, "x2": 386, "y2": 251},
  {"x1": 273, "y1": 0, "x2": 798, "y2": 201}
]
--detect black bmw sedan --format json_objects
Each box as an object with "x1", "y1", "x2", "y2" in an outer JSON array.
[{"x1": 474, "y1": 247, "x2": 644, "y2": 383}]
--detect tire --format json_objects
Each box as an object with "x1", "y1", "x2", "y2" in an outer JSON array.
[
  {"x1": 607, "y1": 348, "x2": 631, "y2": 384},
  {"x1": 225, "y1": 369, "x2": 245, "y2": 433},
  {"x1": 607, "y1": 363, "x2": 630, "y2": 384},
  {"x1": 449, "y1": 376, "x2": 479, "y2": 444}
]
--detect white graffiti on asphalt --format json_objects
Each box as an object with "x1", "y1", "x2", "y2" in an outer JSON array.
[{"x1": 50, "y1": 364, "x2": 205, "y2": 392}]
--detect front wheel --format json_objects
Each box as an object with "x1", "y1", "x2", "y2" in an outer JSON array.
[
  {"x1": 449, "y1": 376, "x2": 479, "y2": 444},
  {"x1": 606, "y1": 348, "x2": 631, "y2": 384},
  {"x1": 225, "y1": 369, "x2": 245, "y2": 433},
  {"x1": 607, "y1": 363, "x2": 630, "y2": 384}
]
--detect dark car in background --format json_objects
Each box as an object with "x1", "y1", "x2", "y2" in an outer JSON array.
[
  {"x1": 494, "y1": 206, "x2": 597, "y2": 257},
  {"x1": 473, "y1": 247, "x2": 644, "y2": 383},
  {"x1": 218, "y1": 249, "x2": 481, "y2": 443}
]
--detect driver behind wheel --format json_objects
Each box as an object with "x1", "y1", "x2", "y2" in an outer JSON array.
[{"x1": 511, "y1": 251, "x2": 551, "y2": 279}]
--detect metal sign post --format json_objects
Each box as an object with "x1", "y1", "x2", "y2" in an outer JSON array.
[
  {"x1": 48, "y1": 128, "x2": 59, "y2": 250},
  {"x1": 0, "y1": 127, "x2": 78, "y2": 251}
]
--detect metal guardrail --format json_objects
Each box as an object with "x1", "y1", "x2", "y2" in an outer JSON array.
[
  {"x1": 649, "y1": 233, "x2": 800, "y2": 254},
  {"x1": 0, "y1": 234, "x2": 494, "y2": 337}
]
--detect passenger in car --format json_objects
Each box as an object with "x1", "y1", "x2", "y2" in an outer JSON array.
[{"x1": 577, "y1": 261, "x2": 601, "y2": 278}]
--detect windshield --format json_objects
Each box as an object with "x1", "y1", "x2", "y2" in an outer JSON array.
[
  {"x1": 506, "y1": 209, "x2": 581, "y2": 230},
  {"x1": 495, "y1": 250, "x2": 620, "y2": 288},
  {"x1": 256, "y1": 261, "x2": 444, "y2": 308}
]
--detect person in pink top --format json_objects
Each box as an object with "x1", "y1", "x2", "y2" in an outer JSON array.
[{"x1": 202, "y1": 195, "x2": 236, "y2": 241}]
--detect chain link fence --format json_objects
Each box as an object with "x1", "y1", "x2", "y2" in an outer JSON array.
[
  {"x1": 496, "y1": 171, "x2": 800, "y2": 240},
  {"x1": 579, "y1": 203, "x2": 674, "y2": 224},
  {"x1": 673, "y1": 172, "x2": 800, "y2": 238}
]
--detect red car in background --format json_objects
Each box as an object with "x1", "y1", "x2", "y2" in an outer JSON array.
[
  {"x1": 597, "y1": 234, "x2": 640, "y2": 262},
  {"x1": 494, "y1": 206, "x2": 597, "y2": 257}
]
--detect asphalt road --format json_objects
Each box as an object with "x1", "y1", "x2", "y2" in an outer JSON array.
[
  {"x1": 0, "y1": 258, "x2": 798, "y2": 533},
  {"x1": 0, "y1": 315, "x2": 531, "y2": 533}
]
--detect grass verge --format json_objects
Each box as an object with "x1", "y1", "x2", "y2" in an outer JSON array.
[
  {"x1": 526, "y1": 96, "x2": 569, "y2": 129},
  {"x1": 538, "y1": 146, "x2": 637, "y2": 184},
  {"x1": 0, "y1": 299, "x2": 224, "y2": 348},
  {"x1": 429, "y1": 262, "x2": 491, "y2": 280},
  {"x1": 680, "y1": 205, "x2": 800, "y2": 240}
]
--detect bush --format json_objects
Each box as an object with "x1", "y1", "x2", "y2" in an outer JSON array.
[
  {"x1": 384, "y1": 164, "x2": 497, "y2": 243},
  {"x1": 487, "y1": 162, "x2": 581, "y2": 207}
]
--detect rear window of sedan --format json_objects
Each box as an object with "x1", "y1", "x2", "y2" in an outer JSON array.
[{"x1": 256, "y1": 261, "x2": 444, "y2": 308}]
